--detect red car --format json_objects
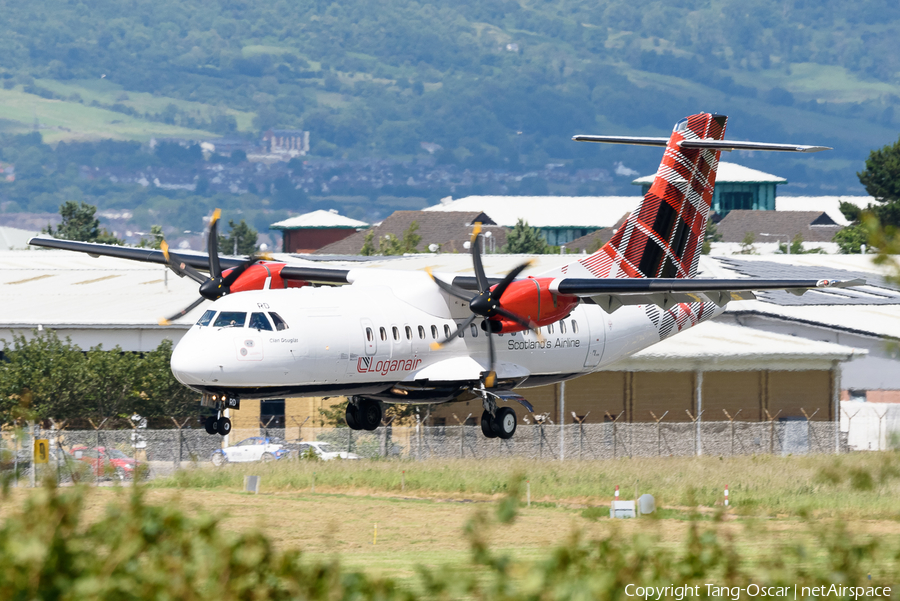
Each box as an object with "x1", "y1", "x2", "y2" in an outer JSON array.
[{"x1": 70, "y1": 446, "x2": 146, "y2": 480}]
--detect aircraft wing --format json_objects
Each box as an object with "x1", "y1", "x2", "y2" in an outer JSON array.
[
  {"x1": 546, "y1": 277, "x2": 865, "y2": 312},
  {"x1": 27, "y1": 236, "x2": 351, "y2": 285},
  {"x1": 571, "y1": 135, "x2": 831, "y2": 153}
]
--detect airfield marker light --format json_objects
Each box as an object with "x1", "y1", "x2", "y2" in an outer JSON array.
[
  {"x1": 725, "y1": 485, "x2": 729, "y2": 507},
  {"x1": 615, "y1": 485, "x2": 619, "y2": 499},
  {"x1": 401, "y1": 470, "x2": 406, "y2": 492}
]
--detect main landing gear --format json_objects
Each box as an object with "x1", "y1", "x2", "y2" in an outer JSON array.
[
  {"x1": 479, "y1": 392, "x2": 517, "y2": 439},
  {"x1": 346, "y1": 397, "x2": 382, "y2": 431}
]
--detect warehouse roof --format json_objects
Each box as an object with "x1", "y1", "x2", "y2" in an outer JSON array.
[
  {"x1": 633, "y1": 162, "x2": 788, "y2": 186},
  {"x1": 423, "y1": 195, "x2": 639, "y2": 229},
  {"x1": 776, "y1": 196, "x2": 873, "y2": 226},
  {"x1": 715, "y1": 210, "x2": 843, "y2": 243},
  {"x1": 270, "y1": 209, "x2": 368, "y2": 230},
  {"x1": 602, "y1": 321, "x2": 865, "y2": 372}
]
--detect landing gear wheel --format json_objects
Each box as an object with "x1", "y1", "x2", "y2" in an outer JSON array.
[
  {"x1": 345, "y1": 402, "x2": 361, "y2": 430},
  {"x1": 204, "y1": 416, "x2": 218, "y2": 435},
  {"x1": 357, "y1": 398, "x2": 382, "y2": 431},
  {"x1": 217, "y1": 417, "x2": 232, "y2": 436},
  {"x1": 481, "y1": 411, "x2": 498, "y2": 438},
  {"x1": 492, "y1": 407, "x2": 517, "y2": 439}
]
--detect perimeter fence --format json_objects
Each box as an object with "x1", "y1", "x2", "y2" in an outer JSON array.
[{"x1": 0, "y1": 420, "x2": 848, "y2": 484}]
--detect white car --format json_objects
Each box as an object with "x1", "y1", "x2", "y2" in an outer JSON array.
[
  {"x1": 211, "y1": 436, "x2": 291, "y2": 466},
  {"x1": 298, "y1": 441, "x2": 360, "y2": 461}
]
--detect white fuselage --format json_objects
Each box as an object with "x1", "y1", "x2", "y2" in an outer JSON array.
[{"x1": 170, "y1": 269, "x2": 722, "y2": 403}]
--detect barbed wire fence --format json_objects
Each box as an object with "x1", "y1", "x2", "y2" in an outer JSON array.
[{"x1": 0, "y1": 414, "x2": 851, "y2": 486}]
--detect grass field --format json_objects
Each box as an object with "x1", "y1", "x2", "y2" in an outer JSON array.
[{"x1": 2, "y1": 454, "x2": 899, "y2": 596}]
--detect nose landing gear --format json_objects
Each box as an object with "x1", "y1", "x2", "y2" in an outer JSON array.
[
  {"x1": 476, "y1": 389, "x2": 532, "y2": 440},
  {"x1": 201, "y1": 393, "x2": 237, "y2": 436}
]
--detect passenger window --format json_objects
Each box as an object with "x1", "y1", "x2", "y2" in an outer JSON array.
[
  {"x1": 444, "y1": 325, "x2": 451, "y2": 338},
  {"x1": 470, "y1": 323, "x2": 478, "y2": 337},
  {"x1": 572, "y1": 320, "x2": 579, "y2": 333},
  {"x1": 249, "y1": 312, "x2": 273, "y2": 331},
  {"x1": 392, "y1": 326, "x2": 400, "y2": 341},
  {"x1": 560, "y1": 321, "x2": 566, "y2": 334},
  {"x1": 197, "y1": 310, "x2": 216, "y2": 326},
  {"x1": 405, "y1": 326, "x2": 412, "y2": 340},
  {"x1": 270, "y1": 312, "x2": 289, "y2": 331},
  {"x1": 214, "y1": 311, "x2": 246, "y2": 328},
  {"x1": 366, "y1": 327, "x2": 373, "y2": 342},
  {"x1": 380, "y1": 327, "x2": 387, "y2": 341},
  {"x1": 418, "y1": 326, "x2": 425, "y2": 339},
  {"x1": 431, "y1": 325, "x2": 438, "y2": 339},
  {"x1": 548, "y1": 323, "x2": 554, "y2": 334}
]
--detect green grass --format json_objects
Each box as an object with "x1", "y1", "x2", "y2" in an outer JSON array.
[
  {"x1": 153, "y1": 452, "x2": 900, "y2": 519},
  {"x1": 0, "y1": 84, "x2": 250, "y2": 143}
]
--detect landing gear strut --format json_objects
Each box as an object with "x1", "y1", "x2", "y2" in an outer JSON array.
[{"x1": 346, "y1": 397, "x2": 382, "y2": 431}]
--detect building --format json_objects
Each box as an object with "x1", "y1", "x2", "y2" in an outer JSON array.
[
  {"x1": 262, "y1": 129, "x2": 310, "y2": 157},
  {"x1": 715, "y1": 210, "x2": 843, "y2": 246},
  {"x1": 423, "y1": 195, "x2": 639, "y2": 246},
  {"x1": 633, "y1": 162, "x2": 787, "y2": 215},
  {"x1": 315, "y1": 210, "x2": 506, "y2": 255},
  {"x1": 270, "y1": 209, "x2": 368, "y2": 253},
  {"x1": 0, "y1": 225, "x2": 39, "y2": 250}
]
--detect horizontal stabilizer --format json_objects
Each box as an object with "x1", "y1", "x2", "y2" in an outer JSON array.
[{"x1": 572, "y1": 135, "x2": 830, "y2": 153}]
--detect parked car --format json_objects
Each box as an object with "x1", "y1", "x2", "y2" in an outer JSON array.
[
  {"x1": 70, "y1": 446, "x2": 147, "y2": 480},
  {"x1": 211, "y1": 436, "x2": 293, "y2": 466},
  {"x1": 298, "y1": 441, "x2": 360, "y2": 461}
]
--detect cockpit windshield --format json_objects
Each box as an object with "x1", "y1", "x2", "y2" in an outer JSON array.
[
  {"x1": 197, "y1": 310, "x2": 216, "y2": 326},
  {"x1": 270, "y1": 312, "x2": 289, "y2": 331},
  {"x1": 673, "y1": 117, "x2": 688, "y2": 133},
  {"x1": 213, "y1": 311, "x2": 247, "y2": 328},
  {"x1": 249, "y1": 312, "x2": 273, "y2": 331}
]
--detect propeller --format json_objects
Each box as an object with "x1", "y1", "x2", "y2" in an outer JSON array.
[
  {"x1": 428, "y1": 223, "x2": 542, "y2": 388},
  {"x1": 158, "y1": 209, "x2": 270, "y2": 325}
]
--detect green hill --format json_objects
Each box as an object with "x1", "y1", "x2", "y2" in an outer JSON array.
[{"x1": 2, "y1": 0, "x2": 899, "y2": 207}]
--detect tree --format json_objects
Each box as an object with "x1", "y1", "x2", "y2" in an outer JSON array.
[
  {"x1": 738, "y1": 231, "x2": 757, "y2": 255},
  {"x1": 836, "y1": 138, "x2": 900, "y2": 253},
  {"x1": 778, "y1": 234, "x2": 825, "y2": 255},
  {"x1": 360, "y1": 230, "x2": 376, "y2": 256},
  {"x1": 378, "y1": 221, "x2": 421, "y2": 255},
  {"x1": 701, "y1": 220, "x2": 722, "y2": 255},
  {"x1": 43, "y1": 201, "x2": 122, "y2": 244},
  {"x1": 137, "y1": 225, "x2": 164, "y2": 249},
  {"x1": 502, "y1": 219, "x2": 550, "y2": 254},
  {"x1": 858, "y1": 136, "x2": 900, "y2": 205},
  {"x1": 219, "y1": 219, "x2": 258, "y2": 255}
]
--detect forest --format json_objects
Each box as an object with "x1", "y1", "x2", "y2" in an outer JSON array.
[{"x1": 1, "y1": 0, "x2": 899, "y2": 225}]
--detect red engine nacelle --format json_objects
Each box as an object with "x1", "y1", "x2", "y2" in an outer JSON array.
[
  {"x1": 491, "y1": 277, "x2": 579, "y2": 332},
  {"x1": 225, "y1": 263, "x2": 308, "y2": 293}
]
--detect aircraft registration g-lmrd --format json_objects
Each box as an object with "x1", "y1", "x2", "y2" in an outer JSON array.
[{"x1": 30, "y1": 113, "x2": 862, "y2": 440}]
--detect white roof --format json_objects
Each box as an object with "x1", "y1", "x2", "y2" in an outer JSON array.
[
  {"x1": 422, "y1": 196, "x2": 639, "y2": 228},
  {"x1": 603, "y1": 321, "x2": 864, "y2": 371},
  {"x1": 270, "y1": 209, "x2": 368, "y2": 230},
  {"x1": 632, "y1": 162, "x2": 787, "y2": 185},
  {"x1": 0, "y1": 226, "x2": 40, "y2": 250},
  {"x1": 702, "y1": 254, "x2": 900, "y2": 339},
  {"x1": 776, "y1": 196, "x2": 873, "y2": 226}
]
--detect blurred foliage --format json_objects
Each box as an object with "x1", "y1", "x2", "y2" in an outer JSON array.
[
  {"x1": 778, "y1": 234, "x2": 825, "y2": 254},
  {"x1": 218, "y1": 218, "x2": 259, "y2": 255},
  {"x1": 0, "y1": 331, "x2": 197, "y2": 422},
  {"x1": 503, "y1": 219, "x2": 550, "y2": 254},
  {"x1": 43, "y1": 201, "x2": 121, "y2": 244},
  {"x1": 0, "y1": 477, "x2": 896, "y2": 599}
]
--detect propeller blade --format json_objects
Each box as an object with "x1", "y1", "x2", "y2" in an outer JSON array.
[
  {"x1": 490, "y1": 260, "x2": 533, "y2": 301},
  {"x1": 426, "y1": 268, "x2": 476, "y2": 302},
  {"x1": 207, "y1": 209, "x2": 222, "y2": 280},
  {"x1": 221, "y1": 256, "x2": 259, "y2": 288},
  {"x1": 158, "y1": 296, "x2": 207, "y2": 326},
  {"x1": 161, "y1": 241, "x2": 208, "y2": 285},
  {"x1": 493, "y1": 306, "x2": 544, "y2": 341},
  {"x1": 430, "y1": 314, "x2": 477, "y2": 350},
  {"x1": 484, "y1": 324, "x2": 497, "y2": 388},
  {"x1": 470, "y1": 224, "x2": 489, "y2": 293}
]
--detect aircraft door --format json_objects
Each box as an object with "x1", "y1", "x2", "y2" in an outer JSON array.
[{"x1": 583, "y1": 310, "x2": 606, "y2": 368}]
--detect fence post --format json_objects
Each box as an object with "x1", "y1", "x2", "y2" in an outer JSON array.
[
  {"x1": 571, "y1": 411, "x2": 589, "y2": 459},
  {"x1": 87, "y1": 418, "x2": 109, "y2": 481},
  {"x1": 764, "y1": 409, "x2": 782, "y2": 455},
  {"x1": 559, "y1": 381, "x2": 566, "y2": 461},
  {"x1": 649, "y1": 411, "x2": 668, "y2": 456},
  {"x1": 291, "y1": 416, "x2": 310, "y2": 443},
  {"x1": 841, "y1": 406, "x2": 859, "y2": 454},
  {"x1": 723, "y1": 409, "x2": 742, "y2": 456},
  {"x1": 453, "y1": 413, "x2": 472, "y2": 458},
  {"x1": 800, "y1": 408, "x2": 819, "y2": 453},
  {"x1": 606, "y1": 411, "x2": 623, "y2": 459},
  {"x1": 875, "y1": 406, "x2": 888, "y2": 451}
]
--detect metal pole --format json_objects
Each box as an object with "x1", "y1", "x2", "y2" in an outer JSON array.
[
  {"x1": 29, "y1": 420, "x2": 36, "y2": 488},
  {"x1": 832, "y1": 366, "x2": 841, "y2": 454},
  {"x1": 559, "y1": 381, "x2": 565, "y2": 461},
  {"x1": 695, "y1": 371, "x2": 703, "y2": 456}
]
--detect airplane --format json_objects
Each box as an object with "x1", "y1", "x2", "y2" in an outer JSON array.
[{"x1": 29, "y1": 112, "x2": 863, "y2": 440}]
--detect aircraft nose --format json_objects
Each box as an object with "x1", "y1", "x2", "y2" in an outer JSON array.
[{"x1": 170, "y1": 336, "x2": 215, "y2": 386}]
